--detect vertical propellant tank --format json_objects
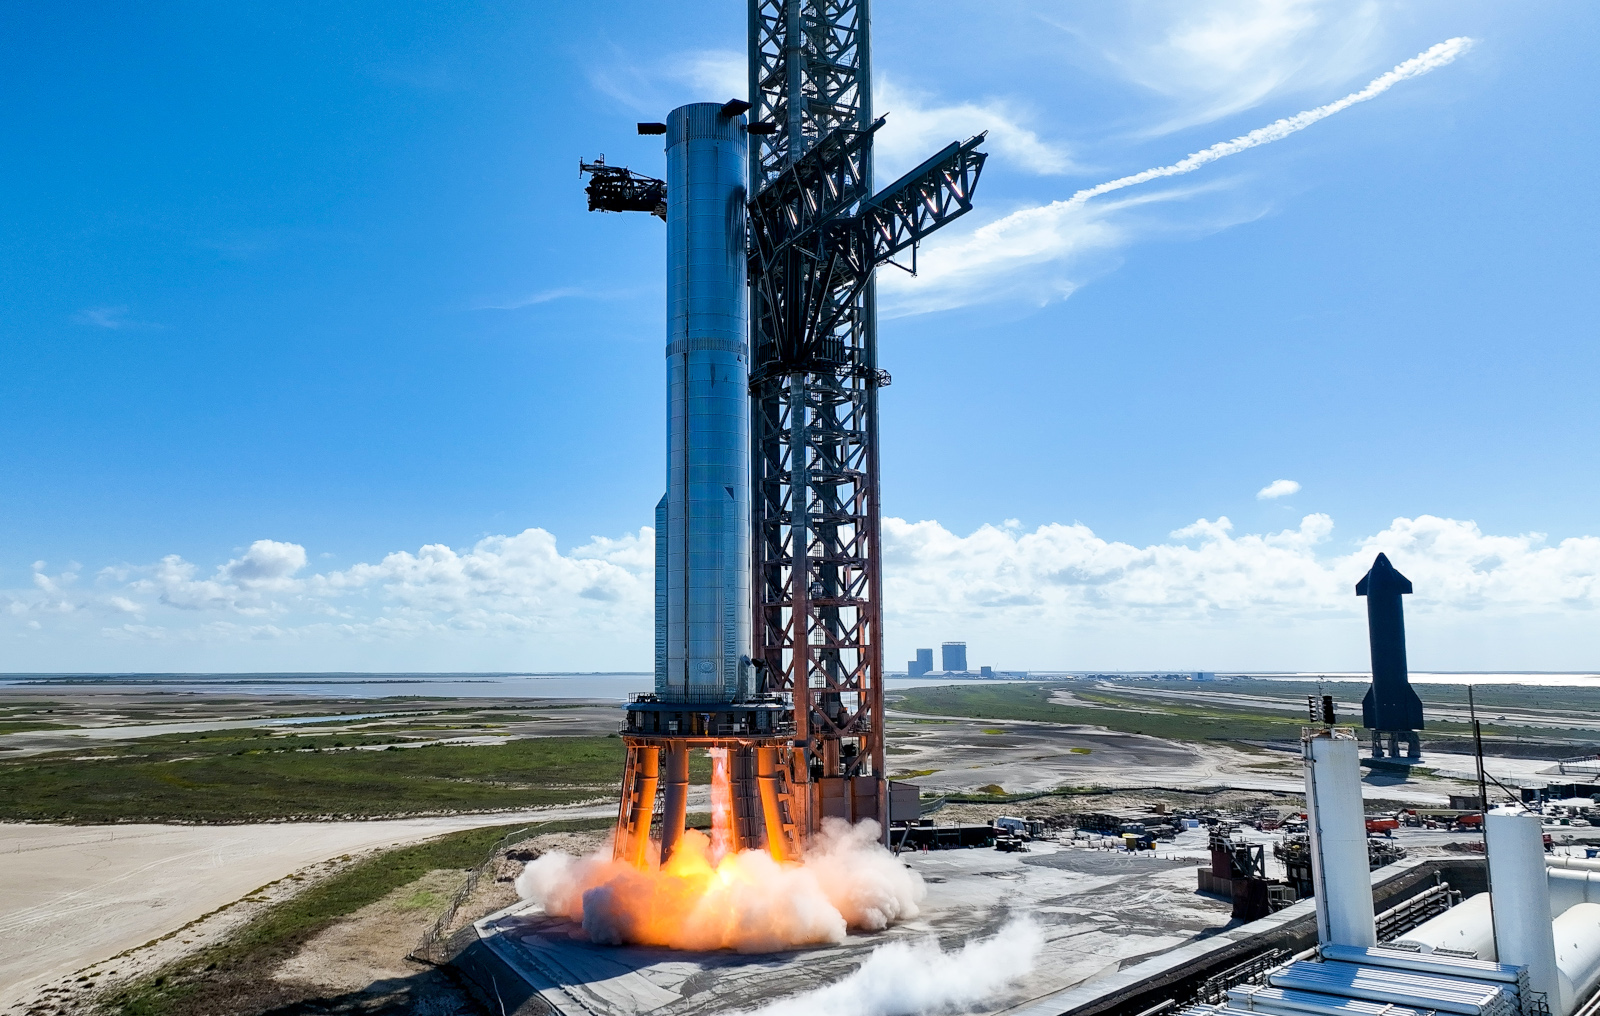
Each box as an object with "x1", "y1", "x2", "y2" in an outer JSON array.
[
  {"x1": 612, "y1": 102, "x2": 796, "y2": 866},
  {"x1": 659, "y1": 102, "x2": 751, "y2": 705}
]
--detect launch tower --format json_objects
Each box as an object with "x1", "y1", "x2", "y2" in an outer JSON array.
[{"x1": 584, "y1": 0, "x2": 987, "y2": 863}]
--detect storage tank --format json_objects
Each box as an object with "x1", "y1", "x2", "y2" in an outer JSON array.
[
  {"x1": 1554, "y1": 902, "x2": 1600, "y2": 1014},
  {"x1": 1395, "y1": 892, "x2": 1496, "y2": 959}
]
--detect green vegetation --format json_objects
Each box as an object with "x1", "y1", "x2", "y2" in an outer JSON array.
[
  {"x1": 107, "y1": 818, "x2": 611, "y2": 1016},
  {"x1": 1124, "y1": 677, "x2": 1600, "y2": 731},
  {"x1": 0, "y1": 720, "x2": 77, "y2": 734},
  {"x1": 1070, "y1": 747, "x2": 1092, "y2": 754},
  {"x1": 980, "y1": 727, "x2": 1007, "y2": 735},
  {"x1": 0, "y1": 728, "x2": 625, "y2": 823},
  {"x1": 896, "y1": 683, "x2": 1309, "y2": 741},
  {"x1": 895, "y1": 682, "x2": 1600, "y2": 747}
]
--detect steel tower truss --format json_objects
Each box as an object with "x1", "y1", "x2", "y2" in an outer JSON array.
[{"x1": 746, "y1": 0, "x2": 987, "y2": 839}]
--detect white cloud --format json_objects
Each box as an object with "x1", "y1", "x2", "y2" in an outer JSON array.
[
  {"x1": 221, "y1": 540, "x2": 307, "y2": 589},
  {"x1": 1060, "y1": 1, "x2": 1389, "y2": 134},
  {"x1": 130, "y1": 540, "x2": 307, "y2": 614},
  {"x1": 880, "y1": 513, "x2": 1600, "y2": 669},
  {"x1": 1258, "y1": 479, "x2": 1301, "y2": 500},
  {"x1": 875, "y1": 79, "x2": 1074, "y2": 181},
  {"x1": 5, "y1": 515, "x2": 1597, "y2": 671},
  {"x1": 73, "y1": 305, "x2": 133, "y2": 329},
  {"x1": 316, "y1": 528, "x2": 651, "y2": 627},
  {"x1": 881, "y1": 37, "x2": 1471, "y2": 315},
  {"x1": 589, "y1": 48, "x2": 745, "y2": 115},
  {"x1": 72, "y1": 305, "x2": 162, "y2": 330}
]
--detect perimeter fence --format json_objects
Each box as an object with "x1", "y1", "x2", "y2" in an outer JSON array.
[{"x1": 409, "y1": 824, "x2": 538, "y2": 964}]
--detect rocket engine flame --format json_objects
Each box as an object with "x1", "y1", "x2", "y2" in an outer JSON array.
[
  {"x1": 709, "y1": 746, "x2": 734, "y2": 862},
  {"x1": 515, "y1": 818, "x2": 925, "y2": 953}
]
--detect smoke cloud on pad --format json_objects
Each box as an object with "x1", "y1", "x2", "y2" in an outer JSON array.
[
  {"x1": 515, "y1": 818, "x2": 925, "y2": 953},
  {"x1": 749, "y1": 918, "x2": 1044, "y2": 1016}
]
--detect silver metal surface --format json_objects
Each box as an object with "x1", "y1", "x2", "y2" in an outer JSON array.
[{"x1": 658, "y1": 102, "x2": 751, "y2": 705}]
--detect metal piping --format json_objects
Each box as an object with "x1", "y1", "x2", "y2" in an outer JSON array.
[
  {"x1": 1550, "y1": 869, "x2": 1600, "y2": 919},
  {"x1": 659, "y1": 745, "x2": 690, "y2": 864}
]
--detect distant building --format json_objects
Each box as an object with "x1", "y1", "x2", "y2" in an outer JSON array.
[
  {"x1": 980, "y1": 665, "x2": 993, "y2": 678},
  {"x1": 907, "y1": 648, "x2": 933, "y2": 677},
  {"x1": 941, "y1": 642, "x2": 968, "y2": 672},
  {"x1": 1191, "y1": 672, "x2": 1215, "y2": 681}
]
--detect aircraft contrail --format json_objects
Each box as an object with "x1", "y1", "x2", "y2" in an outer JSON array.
[
  {"x1": 1062, "y1": 37, "x2": 1475, "y2": 212},
  {"x1": 883, "y1": 37, "x2": 1475, "y2": 311}
]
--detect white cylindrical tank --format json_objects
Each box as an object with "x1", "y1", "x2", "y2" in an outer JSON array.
[
  {"x1": 1396, "y1": 892, "x2": 1497, "y2": 959},
  {"x1": 659, "y1": 102, "x2": 750, "y2": 704},
  {"x1": 1554, "y1": 902, "x2": 1600, "y2": 1014},
  {"x1": 1485, "y1": 807, "x2": 1563, "y2": 1014},
  {"x1": 1549, "y1": 868, "x2": 1600, "y2": 919},
  {"x1": 1304, "y1": 729, "x2": 1377, "y2": 947}
]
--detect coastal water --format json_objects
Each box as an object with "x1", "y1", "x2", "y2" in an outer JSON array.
[
  {"x1": 0, "y1": 672, "x2": 1030, "y2": 700},
  {"x1": 2, "y1": 671, "x2": 1595, "y2": 700}
]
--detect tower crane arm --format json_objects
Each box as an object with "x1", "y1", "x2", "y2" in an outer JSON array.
[{"x1": 856, "y1": 132, "x2": 987, "y2": 263}]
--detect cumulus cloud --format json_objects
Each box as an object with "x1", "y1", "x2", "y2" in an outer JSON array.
[
  {"x1": 4, "y1": 515, "x2": 1597, "y2": 671},
  {"x1": 221, "y1": 540, "x2": 307, "y2": 589},
  {"x1": 316, "y1": 528, "x2": 651, "y2": 626},
  {"x1": 127, "y1": 539, "x2": 309, "y2": 614},
  {"x1": 1258, "y1": 479, "x2": 1301, "y2": 500},
  {"x1": 881, "y1": 514, "x2": 1600, "y2": 640}
]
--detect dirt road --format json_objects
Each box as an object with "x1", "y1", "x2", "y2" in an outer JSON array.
[{"x1": 0, "y1": 801, "x2": 637, "y2": 1012}]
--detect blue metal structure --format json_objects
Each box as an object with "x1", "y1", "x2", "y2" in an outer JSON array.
[{"x1": 941, "y1": 642, "x2": 968, "y2": 673}]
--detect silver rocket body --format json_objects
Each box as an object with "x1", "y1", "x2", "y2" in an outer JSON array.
[{"x1": 655, "y1": 103, "x2": 751, "y2": 704}]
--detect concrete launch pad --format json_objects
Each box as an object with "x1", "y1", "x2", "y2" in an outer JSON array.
[{"x1": 455, "y1": 834, "x2": 1234, "y2": 1016}]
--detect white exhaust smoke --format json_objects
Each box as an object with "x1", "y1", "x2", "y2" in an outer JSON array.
[{"x1": 748, "y1": 918, "x2": 1045, "y2": 1016}]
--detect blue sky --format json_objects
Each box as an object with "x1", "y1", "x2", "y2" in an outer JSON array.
[{"x1": 3, "y1": 2, "x2": 1596, "y2": 673}]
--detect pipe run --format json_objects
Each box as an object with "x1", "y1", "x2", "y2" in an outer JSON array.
[{"x1": 659, "y1": 745, "x2": 690, "y2": 865}]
